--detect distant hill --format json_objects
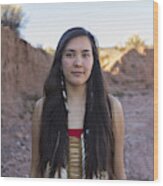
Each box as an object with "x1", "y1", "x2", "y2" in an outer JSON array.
[
  {"x1": 101, "y1": 48, "x2": 154, "y2": 93},
  {"x1": 1, "y1": 27, "x2": 53, "y2": 177}
]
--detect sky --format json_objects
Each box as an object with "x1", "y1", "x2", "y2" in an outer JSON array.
[{"x1": 18, "y1": 0, "x2": 153, "y2": 49}]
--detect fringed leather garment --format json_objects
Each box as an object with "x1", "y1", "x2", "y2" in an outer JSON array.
[{"x1": 43, "y1": 129, "x2": 109, "y2": 179}]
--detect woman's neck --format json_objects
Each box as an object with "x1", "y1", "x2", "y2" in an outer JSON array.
[
  {"x1": 66, "y1": 83, "x2": 86, "y2": 103},
  {"x1": 66, "y1": 83, "x2": 86, "y2": 129}
]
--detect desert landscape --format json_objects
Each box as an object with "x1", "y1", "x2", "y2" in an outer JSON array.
[{"x1": 1, "y1": 26, "x2": 154, "y2": 180}]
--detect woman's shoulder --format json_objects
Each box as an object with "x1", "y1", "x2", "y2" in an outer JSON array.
[
  {"x1": 108, "y1": 94, "x2": 125, "y2": 139},
  {"x1": 108, "y1": 94, "x2": 123, "y2": 112},
  {"x1": 35, "y1": 97, "x2": 45, "y2": 108},
  {"x1": 33, "y1": 97, "x2": 45, "y2": 118},
  {"x1": 108, "y1": 94, "x2": 124, "y2": 124}
]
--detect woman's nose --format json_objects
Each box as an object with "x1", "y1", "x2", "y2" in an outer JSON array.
[{"x1": 74, "y1": 55, "x2": 82, "y2": 66}]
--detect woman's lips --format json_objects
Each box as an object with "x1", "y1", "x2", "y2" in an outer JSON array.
[{"x1": 71, "y1": 71, "x2": 84, "y2": 76}]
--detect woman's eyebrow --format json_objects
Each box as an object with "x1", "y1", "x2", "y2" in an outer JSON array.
[
  {"x1": 82, "y1": 49, "x2": 91, "y2": 52},
  {"x1": 64, "y1": 49, "x2": 91, "y2": 51},
  {"x1": 64, "y1": 49, "x2": 75, "y2": 52}
]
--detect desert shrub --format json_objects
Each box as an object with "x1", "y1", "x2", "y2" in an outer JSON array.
[
  {"x1": 125, "y1": 34, "x2": 146, "y2": 51},
  {"x1": 43, "y1": 47, "x2": 55, "y2": 56},
  {"x1": 1, "y1": 5, "x2": 26, "y2": 36}
]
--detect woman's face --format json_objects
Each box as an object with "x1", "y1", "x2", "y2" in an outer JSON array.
[{"x1": 61, "y1": 36, "x2": 94, "y2": 87}]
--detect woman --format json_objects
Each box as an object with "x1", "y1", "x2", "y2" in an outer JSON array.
[{"x1": 31, "y1": 27, "x2": 126, "y2": 179}]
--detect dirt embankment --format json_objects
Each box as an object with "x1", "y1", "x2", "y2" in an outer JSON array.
[
  {"x1": 1, "y1": 27, "x2": 53, "y2": 177},
  {"x1": 103, "y1": 48, "x2": 153, "y2": 94},
  {"x1": 1, "y1": 27, "x2": 154, "y2": 180}
]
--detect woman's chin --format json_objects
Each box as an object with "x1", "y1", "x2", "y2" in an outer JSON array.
[{"x1": 67, "y1": 80, "x2": 86, "y2": 87}]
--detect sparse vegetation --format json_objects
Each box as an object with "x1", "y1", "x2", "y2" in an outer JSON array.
[
  {"x1": 98, "y1": 34, "x2": 152, "y2": 71},
  {"x1": 114, "y1": 45, "x2": 126, "y2": 52},
  {"x1": 125, "y1": 34, "x2": 146, "y2": 53},
  {"x1": 1, "y1": 5, "x2": 26, "y2": 36},
  {"x1": 43, "y1": 47, "x2": 55, "y2": 56}
]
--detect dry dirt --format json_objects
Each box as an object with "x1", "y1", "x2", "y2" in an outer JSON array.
[{"x1": 1, "y1": 27, "x2": 154, "y2": 180}]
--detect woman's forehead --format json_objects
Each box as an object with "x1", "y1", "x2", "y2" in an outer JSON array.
[{"x1": 64, "y1": 36, "x2": 92, "y2": 50}]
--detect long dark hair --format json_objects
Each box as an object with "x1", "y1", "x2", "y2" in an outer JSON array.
[{"x1": 39, "y1": 27, "x2": 115, "y2": 179}]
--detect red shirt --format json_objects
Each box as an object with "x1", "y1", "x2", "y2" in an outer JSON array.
[{"x1": 68, "y1": 129, "x2": 83, "y2": 138}]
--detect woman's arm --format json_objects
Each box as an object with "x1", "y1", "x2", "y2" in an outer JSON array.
[
  {"x1": 109, "y1": 95, "x2": 127, "y2": 180},
  {"x1": 30, "y1": 97, "x2": 44, "y2": 178}
]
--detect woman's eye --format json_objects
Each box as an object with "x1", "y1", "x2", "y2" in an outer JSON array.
[
  {"x1": 65, "y1": 53, "x2": 74, "y2": 58},
  {"x1": 82, "y1": 53, "x2": 90, "y2": 58}
]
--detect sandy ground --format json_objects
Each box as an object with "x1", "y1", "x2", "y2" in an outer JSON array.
[{"x1": 118, "y1": 88, "x2": 154, "y2": 180}]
